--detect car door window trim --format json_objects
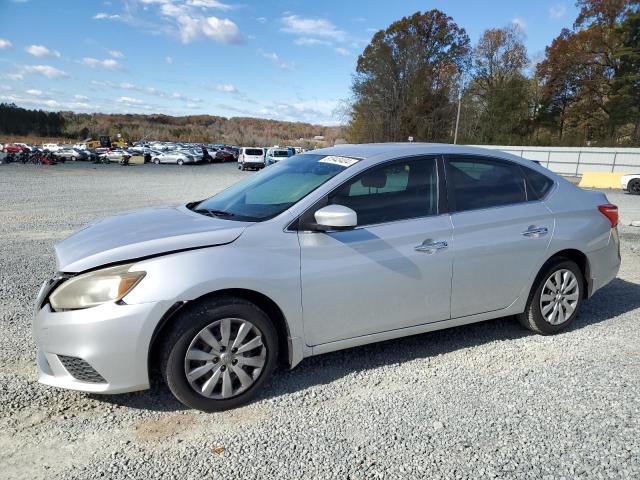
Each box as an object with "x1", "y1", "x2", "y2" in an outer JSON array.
[
  {"x1": 287, "y1": 155, "x2": 443, "y2": 232},
  {"x1": 443, "y1": 154, "x2": 556, "y2": 214}
]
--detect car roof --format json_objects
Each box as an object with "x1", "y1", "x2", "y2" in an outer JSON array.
[
  {"x1": 307, "y1": 143, "x2": 532, "y2": 161},
  {"x1": 303, "y1": 142, "x2": 562, "y2": 180}
]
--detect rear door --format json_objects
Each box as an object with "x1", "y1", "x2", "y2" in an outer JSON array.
[
  {"x1": 299, "y1": 156, "x2": 453, "y2": 346},
  {"x1": 445, "y1": 155, "x2": 554, "y2": 318}
]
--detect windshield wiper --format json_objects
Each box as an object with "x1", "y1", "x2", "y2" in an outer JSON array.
[{"x1": 194, "y1": 208, "x2": 235, "y2": 218}]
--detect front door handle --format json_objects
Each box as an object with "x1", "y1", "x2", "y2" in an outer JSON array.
[
  {"x1": 415, "y1": 239, "x2": 448, "y2": 253},
  {"x1": 522, "y1": 226, "x2": 549, "y2": 238}
]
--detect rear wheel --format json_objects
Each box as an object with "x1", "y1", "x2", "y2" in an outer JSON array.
[
  {"x1": 628, "y1": 179, "x2": 640, "y2": 195},
  {"x1": 517, "y1": 258, "x2": 584, "y2": 335},
  {"x1": 153, "y1": 158, "x2": 160, "y2": 165},
  {"x1": 160, "y1": 297, "x2": 278, "y2": 412}
]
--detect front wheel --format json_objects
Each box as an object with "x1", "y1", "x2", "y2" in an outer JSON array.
[
  {"x1": 153, "y1": 158, "x2": 160, "y2": 165},
  {"x1": 160, "y1": 297, "x2": 278, "y2": 412},
  {"x1": 177, "y1": 159, "x2": 184, "y2": 166},
  {"x1": 628, "y1": 179, "x2": 640, "y2": 195},
  {"x1": 517, "y1": 258, "x2": 584, "y2": 335}
]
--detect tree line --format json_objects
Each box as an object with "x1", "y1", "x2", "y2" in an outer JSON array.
[
  {"x1": 0, "y1": 104, "x2": 343, "y2": 146},
  {"x1": 347, "y1": 0, "x2": 640, "y2": 147}
]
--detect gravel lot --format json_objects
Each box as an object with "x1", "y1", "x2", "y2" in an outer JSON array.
[{"x1": 1, "y1": 162, "x2": 639, "y2": 479}]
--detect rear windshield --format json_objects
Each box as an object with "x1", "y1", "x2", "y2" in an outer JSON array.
[
  {"x1": 272, "y1": 150, "x2": 290, "y2": 157},
  {"x1": 245, "y1": 149, "x2": 264, "y2": 156}
]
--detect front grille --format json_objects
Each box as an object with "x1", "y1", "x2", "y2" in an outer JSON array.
[{"x1": 58, "y1": 355, "x2": 106, "y2": 383}]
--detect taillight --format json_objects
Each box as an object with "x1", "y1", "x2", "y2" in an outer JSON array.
[{"x1": 598, "y1": 204, "x2": 618, "y2": 228}]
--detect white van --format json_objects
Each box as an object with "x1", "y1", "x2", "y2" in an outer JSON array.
[
  {"x1": 42, "y1": 143, "x2": 61, "y2": 152},
  {"x1": 238, "y1": 147, "x2": 265, "y2": 171}
]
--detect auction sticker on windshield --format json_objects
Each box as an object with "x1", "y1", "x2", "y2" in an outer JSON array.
[{"x1": 318, "y1": 156, "x2": 360, "y2": 167}]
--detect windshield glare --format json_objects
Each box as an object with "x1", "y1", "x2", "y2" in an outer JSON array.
[{"x1": 195, "y1": 154, "x2": 354, "y2": 221}]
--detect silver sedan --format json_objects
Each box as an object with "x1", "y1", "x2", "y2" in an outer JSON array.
[
  {"x1": 151, "y1": 151, "x2": 195, "y2": 165},
  {"x1": 33, "y1": 144, "x2": 620, "y2": 411}
]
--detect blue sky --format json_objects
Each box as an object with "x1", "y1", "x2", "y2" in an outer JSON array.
[{"x1": 0, "y1": 0, "x2": 579, "y2": 125}]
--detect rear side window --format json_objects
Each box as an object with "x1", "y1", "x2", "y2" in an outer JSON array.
[
  {"x1": 446, "y1": 157, "x2": 526, "y2": 212},
  {"x1": 522, "y1": 166, "x2": 554, "y2": 200},
  {"x1": 329, "y1": 157, "x2": 438, "y2": 226}
]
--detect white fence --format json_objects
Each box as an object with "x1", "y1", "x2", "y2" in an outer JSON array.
[{"x1": 469, "y1": 145, "x2": 640, "y2": 176}]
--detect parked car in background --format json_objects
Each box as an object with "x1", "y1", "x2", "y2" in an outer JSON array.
[
  {"x1": 55, "y1": 148, "x2": 88, "y2": 161},
  {"x1": 42, "y1": 143, "x2": 62, "y2": 152},
  {"x1": 185, "y1": 149, "x2": 204, "y2": 163},
  {"x1": 100, "y1": 150, "x2": 130, "y2": 163},
  {"x1": 31, "y1": 144, "x2": 621, "y2": 412},
  {"x1": 621, "y1": 173, "x2": 640, "y2": 195},
  {"x1": 3, "y1": 144, "x2": 28, "y2": 153},
  {"x1": 215, "y1": 149, "x2": 235, "y2": 163},
  {"x1": 152, "y1": 151, "x2": 195, "y2": 165},
  {"x1": 266, "y1": 147, "x2": 292, "y2": 166},
  {"x1": 238, "y1": 147, "x2": 265, "y2": 171}
]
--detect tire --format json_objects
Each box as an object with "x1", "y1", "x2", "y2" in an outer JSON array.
[
  {"x1": 153, "y1": 158, "x2": 160, "y2": 165},
  {"x1": 628, "y1": 179, "x2": 640, "y2": 195},
  {"x1": 517, "y1": 258, "x2": 584, "y2": 335},
  {"x1": 159, "y1": 297, "x2": 279, "y2": 412},
  {"x1": 177, "y1": 159, "x2": 184, "y2": 166}
]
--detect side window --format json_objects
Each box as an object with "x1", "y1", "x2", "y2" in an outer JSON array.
[
  {"x1": 521, "y1": 166, "x2": 554, "y2": 200},
  {"x1": 329, "y1": 157, "x2": 438, "y2": 226},
  {"x1": 446, "y1": 156, "x2": 526, "y2": 212}
]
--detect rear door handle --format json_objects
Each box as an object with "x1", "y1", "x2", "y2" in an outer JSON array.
[
  {"x1": 522, "y1": 226, "x2": 548, "y2": 238},
  {"x1": 415, "y1": 240, "x2": 448, "y2": 253}
]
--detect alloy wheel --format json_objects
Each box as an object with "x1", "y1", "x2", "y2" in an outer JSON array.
[
  {"x1": 539, "y1": 269, "x2": 580, "y2": 325},
  {"x1": 184, "y1": 318, "x2": 266, "y2": 399}
]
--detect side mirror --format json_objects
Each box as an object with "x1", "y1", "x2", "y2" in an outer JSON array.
[{"x1": 312, "y1": 205, "x2": 357, "y2": 231}]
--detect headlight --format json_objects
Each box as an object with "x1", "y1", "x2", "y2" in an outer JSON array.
[{"x1": 49, "y1": 264, "x2": 145, "y2": 311}]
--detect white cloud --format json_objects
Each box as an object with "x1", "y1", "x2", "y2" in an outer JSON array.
[
  {"x1": 93, "y1": 12, "x2": 122, "y2": 20},
  {"x1": 261, "y1": 51, "x2": 293, "y2": 70},
  {"x1": 0, "y1": 38, "x2": 12, "y2": 49},
  {"x1": 186, "y1": 0, "x2": 233, "y2": 10},
  {"x1": 108, "y1": 50, "x2": 124, "y2": 58},
  {"x1": 118, "y1": 96, "x2": 144, "y2": 105},
  {"x1": 511, "y1": 17, "x2": 527, "y2": 31},
  {"x1": 19, "y1": 64, "x2": 69, "y2": 78},
  {"x1": 81, "y1": 57, "x2": 120, "y2": 69},
  {"x1": 174, "y1": 15, "x2": 244, "y2": 44},
  {"x1": 74, "y1": 94, "x2": 89, "y2": 101},
  {"x1": 282, "y1": 15, "x2": 345, "y2": 41},
  {"x1": 216, "y1": 83, "x2": 237, "y2": 93},
  {"x1": 25, "y1": 44, "x2": 61, "y2": 58},
  {"x1": 256, "y1": 17, "x2": 266, "y2": 24},
  {"x1": 26, "y1": 89, "x2": 43, "y2": 96},
  {"x1": 549, "y1": 4, "x2": 567, "y2": 20},
  {"x1": 165, "y1": 56, "x2": 173, "y2": 64},
  {"x1": 334, "y1": 47, "x2": 350, "y2": 57}
]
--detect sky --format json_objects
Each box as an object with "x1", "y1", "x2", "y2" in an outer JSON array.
[{"x1": 0, "y1": 0, "x2": 580, "y2": 125}]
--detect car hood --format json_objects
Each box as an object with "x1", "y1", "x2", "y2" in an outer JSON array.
[{"x1": 55, "y1": 205, "x2": 249, "y2": 272}]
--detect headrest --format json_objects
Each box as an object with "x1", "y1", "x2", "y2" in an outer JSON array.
[{"x1": 360, "y1": 169, "x2": 387, "y2": 189}]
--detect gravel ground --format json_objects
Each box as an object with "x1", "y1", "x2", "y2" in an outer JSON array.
[{"x1": 1, "y1": 162, "x2": 639, "y2": 479}]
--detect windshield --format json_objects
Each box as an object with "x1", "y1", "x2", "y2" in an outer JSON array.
[{"x1": 193, "y1": 154, "x2": 358, "y2": 221}]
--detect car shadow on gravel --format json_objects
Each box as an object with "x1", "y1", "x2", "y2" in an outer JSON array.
[{"x1": 94, "y1": 278, "x2": 640, "y2": 412}]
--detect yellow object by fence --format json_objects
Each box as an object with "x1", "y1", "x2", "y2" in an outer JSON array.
[{"x1": 578, "y1": 172, "x2": 628, "y2": 189}]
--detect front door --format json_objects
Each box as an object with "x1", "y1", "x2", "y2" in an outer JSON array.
[{"x1": 298, "y1": 156, "x2": 453, "y2": 346}]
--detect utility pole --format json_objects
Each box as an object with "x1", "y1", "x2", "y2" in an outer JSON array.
[{"x1": 453, "y1": 90, "x2": 462, "y2": 145}]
